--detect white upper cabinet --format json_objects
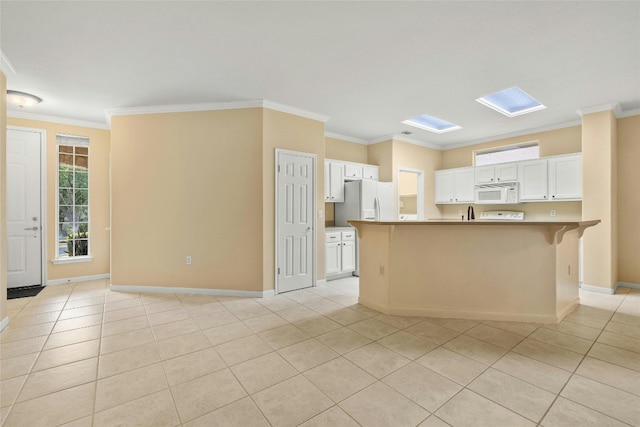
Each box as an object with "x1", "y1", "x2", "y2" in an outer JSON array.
[
  {"x1": 548, "y1": 153, "x2": 582, "y2": 200},
  {"x1": 436, "y1": 152, "x2": 582, "y2": 204},
  {"x1": 362, "y1": 165, "x2": 379, "y2": 180},
  {"x1": 475, "y1": 163, "x2": 518, "y2": 184},
  {"x1": 324, "y1": 160, "x2": 345, "y2": 202},
  {"x1": 435, "y1": 167, "x2": 474, "y2": 204},
  {"x1": 519, "y1": 159, "x2": 548, "y2": 201},
  {"x1": 344, "y1": 163, "x2": 363, "y2": 180},
  {"x1": 496, "y1": 163, "x2": 518, "y2": 182},
  {"x1": 475, "y1": 166, "x2": 495, "y2": 184}
]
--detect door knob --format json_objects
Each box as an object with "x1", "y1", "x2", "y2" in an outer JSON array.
[
  {"x1": 24, "y1": 226, "x2": 39, "y2": 231},
  {"x1": 305, "y1": 227, "x2": 311, "y2": 231}
]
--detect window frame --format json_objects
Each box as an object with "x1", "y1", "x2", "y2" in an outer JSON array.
[
  {"x1": 53, "y1": 133, "x2": 92, "y2": 263},
  {"x1": 473, "y1": 141, "x2": 540, "y2": 166}
]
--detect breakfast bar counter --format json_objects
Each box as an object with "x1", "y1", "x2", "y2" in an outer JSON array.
[{"x1": 348, "y1": 220, "x2": 600, "y2": 324}]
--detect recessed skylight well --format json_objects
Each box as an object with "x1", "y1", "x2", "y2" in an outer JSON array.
[
  {"x1": 402, "y1": 114, "x2": 461, "y2": 134},
  {"x1": 476, "y1": 86, "x2": 546, "y2": 117}
]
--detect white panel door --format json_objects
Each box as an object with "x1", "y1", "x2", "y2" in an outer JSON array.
[
  {"x1": 277, "y1": 151, "x2": 315, "y2": 293},
  {"x1": 7, "y1": 128, "x2": 43, "y2": 288}
]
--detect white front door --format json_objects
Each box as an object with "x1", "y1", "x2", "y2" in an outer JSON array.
[
  {"x1": 7, "y1": 128, "x2": 43, "y2": 288},
  {"x1": 276, "y1": 150, "x2": 315, "y2": 293}
]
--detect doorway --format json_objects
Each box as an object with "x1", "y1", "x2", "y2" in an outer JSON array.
[
  {"x1": 6, "y1": 127, "x2": 46, "y2": 288},
  {"x1": 397, "y1": 167, "x2": 424, "y2": 220},
  {"x1": 275, "y1": 149, "x2": 316, "y2": 294}
]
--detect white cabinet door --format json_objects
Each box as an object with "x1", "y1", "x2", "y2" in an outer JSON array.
[
  {"x1": 475, "y1": 166, "x2": 495, "y2": 184},
  {"x1": 549, "y1": 154, "x2": 582, "y2": 200},
  {"x1": 362, "y1": 165, "x2": 379, "y2": 180},
  {"x1": 496, "y1": 163, "x2": 518, "y2": 182},
  {"x1": 327, "y1": 162, "x2": 345, "y2": 202},
  {"x1": 324, "y1": 160, "x2": 331, "y2": 202},
  {"x1": 453, "y1": 167, "x2": 475, "y2": 203},
  {"x1": 435, "y1": 170, "x2": 454, "y2": 203},
  {"x1": 344, "y1": 163, "x2": 363, "y2": 180},
  {"x1": 519, "y1": 159, "x2": 548, "y2": 201},
  {"x1": 341, "y1": 241, "x2": 356, "y2": 272},
  {"x1": 326, "y1": 242, "x2": 341, "y2": 275}
]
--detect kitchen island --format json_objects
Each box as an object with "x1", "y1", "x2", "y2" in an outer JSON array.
[{"x1": 348, "y1": 220, "x2": 600, "y2": 324}]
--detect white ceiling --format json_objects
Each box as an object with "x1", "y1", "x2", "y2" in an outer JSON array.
[{"x1": 2, "y1": 1, "x2": 639, "y2": 149}]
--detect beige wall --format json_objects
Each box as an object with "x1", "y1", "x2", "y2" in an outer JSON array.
[
  {"x1": 111, "y1": 107, "x2": 325, "y2": 292},
  {"x1": 367, "y1": 140, "x2": 393, "y2": 182},
  {"x1": 325, "y1": 137, "x2": 368, "y2": 164},
  {"x1": 111, "y1": 109, "x2": 264, "y2": 290},
  {"x1": 6, "y1": 117, "x2": 111, "y2": 281},
  {"x1": 262, "y1": 108, "x2": 326, "y2": 288},
  {"x1": 392, "y1": 140, "x2": 442, "y2": 220},
  {"x1": 582, "y1": 111, "x2": 617, "y2": 290},
  {"x1": 1, "y1": 71, "x2": 7, "y2": 323},
  {"x1": 442, "y1": 126, "x2": 582, "y2": 169},
  {"x1": 618, "y1": 115, "x2": 640, "y2": 283}
]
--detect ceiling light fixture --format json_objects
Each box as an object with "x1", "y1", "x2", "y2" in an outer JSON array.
[
  {"x1": 6, "y1": 90, "x2": 43, "y2": 108},
  {"x1": 476, "y1": 86, "x2": 545, "y2": 117},
  {"x1": 402, "y1": 114, "x2": 461, "y2": 134}
]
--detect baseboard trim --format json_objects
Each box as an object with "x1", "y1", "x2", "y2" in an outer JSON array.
[
  {"x1": 315, "y1": 279, "x2": 327, "y2": 286},
  {"x1": 358, "y1": 297, "x2": 564, "y2": 324},
  {"x1": 0, "y1": 316, "x2": 9, "y2": 333},
  {"x1": 617, "y1": 281, "x2": 640, "y2": 291},
  {"x1": 110, "y1": 284, "x2": 275, "y2": 299},
  {"x1": 47, "y1": 273, "x2": 111, "y2": 286},
  {"x1": 580, "y1": 283, "x2": 617, "y2": 294}
]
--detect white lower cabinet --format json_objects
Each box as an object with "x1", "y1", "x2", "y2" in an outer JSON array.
[
  {"x1": 325, "y1": 229, "x2": 356, "y2": 279},
  {"x1": 325, "y1": 241, "x2": 341, "y2": 275}
]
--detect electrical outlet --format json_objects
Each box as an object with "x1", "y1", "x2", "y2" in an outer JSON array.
[
  {"x1": 379, "y1": 265, "x2": 385, "y2": 276},
  {"x1": 186, "y1": 256, "x2": 192, "y2": 265},
  {"x1": 550, "y1": 210, "x2": 556, "y2": 217}
]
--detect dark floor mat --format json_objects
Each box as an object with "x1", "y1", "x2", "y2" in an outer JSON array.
[{"x1": 7, "y1": 285, "x2": 44, "y2": 299}]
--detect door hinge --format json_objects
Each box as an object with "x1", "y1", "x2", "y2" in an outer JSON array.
[
  {"x1": 277, "y1": 267, "x2": 280, "y2": 275},
  {"x1": 278, "y1": 164, "x2": 281, "y2": 173}
]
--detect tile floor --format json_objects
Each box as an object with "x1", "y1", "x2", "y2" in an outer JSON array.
[{"x1": 1, "y1": 277, "x2": 639, "y2": 426}]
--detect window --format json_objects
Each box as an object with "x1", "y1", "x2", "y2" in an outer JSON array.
[
  {"x1": 474, "y1": 141, "x2": 539, "y2": 166},
  {"x1": 56, "y1": 134, "x2": 90, "y2": 259}
]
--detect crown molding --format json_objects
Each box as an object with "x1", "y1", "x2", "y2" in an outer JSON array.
[
  {"x1": 391, "y1": 135, "x2": 443, "y2": 151},
  {"x1": 0, "y1": 50, "x2": 16, "y2": 76},
  {"x1": 368, "y1": 134, "x2": 444, "y2": 150},
  {"x1": 619, "y1": 107, "x2": 640, "y2": 119},
  {"x1": 7, "y1": 110, "x2": 111, "y2": 130},
  {"x1": 105, "y1": 100, "x2": 263, "y2": 125},
  {"x1": 105, "y1": 99, "x2": 329, "y2": 126},
  {"x1": 324, "y1": 131, "x2": 369, "y2": 145},
  {"x1": 577, "y1": 103, "x2": 622, "y2": 118},
  {"x1": 444, "y1": 119, "x2": 582, "y2": 150},
  {"x1": 262, "y1": 100, "x2": 329, "y2": 123}
]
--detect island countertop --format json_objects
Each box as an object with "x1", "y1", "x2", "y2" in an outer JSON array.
[{"x1": 347, "y1": 219, "x2": 600, "y2": 324}]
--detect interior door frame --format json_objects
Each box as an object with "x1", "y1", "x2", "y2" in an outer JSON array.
[
  {"x1": 397, "y1": 166, "x2": 425, "y2": 220},
  {"x1": 274, "y1": 148, "x2": 317, "y2": 295},
  {"x1": 7, "y1": 125, "x2": 48, "y2": 287}
]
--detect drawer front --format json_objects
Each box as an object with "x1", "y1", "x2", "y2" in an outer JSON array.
[
  {"x1": 325, "y1": 232, "x2": 341, "y2": 243},
  {"x1": 341, "y1": 231, "x2": 356, "y2": 241}
]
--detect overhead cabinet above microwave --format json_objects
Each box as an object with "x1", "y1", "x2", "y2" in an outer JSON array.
[{"x1": 474, "y1": 163, "x2": 518, "y2": 185}]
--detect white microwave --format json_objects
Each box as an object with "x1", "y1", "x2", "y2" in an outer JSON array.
[{"x1": 475, "y1": 182, "x2": 519, "y2": 204}]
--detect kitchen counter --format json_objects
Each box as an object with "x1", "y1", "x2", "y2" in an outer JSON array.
[{"x1": 348, "y1": 219, "x2": 600, "y2": 323}]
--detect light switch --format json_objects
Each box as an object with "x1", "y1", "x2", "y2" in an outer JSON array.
[{"x1": 318, "y1": 210, "x2": 323, "y2": 219}]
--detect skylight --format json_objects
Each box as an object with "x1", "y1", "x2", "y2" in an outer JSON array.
[
  {"x1": 402, "y1": 114, "x2": 461, "y2": 134},
  {"x1": 476, "y1": 86, "x2": 546, "y2": 117}
]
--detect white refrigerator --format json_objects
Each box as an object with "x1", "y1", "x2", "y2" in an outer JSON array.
[{"x1": 335, "y1": 180, "x2": 394, "y2": 226}]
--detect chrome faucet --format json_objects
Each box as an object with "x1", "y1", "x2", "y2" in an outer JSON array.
[{"x1": 467, "y1": 205, "x2": 475, "y2": 221}]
